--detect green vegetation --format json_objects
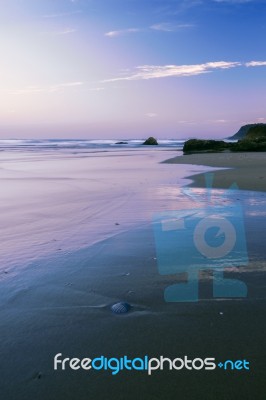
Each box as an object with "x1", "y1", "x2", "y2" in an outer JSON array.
[
  {"x1": 231, "y1": 137, "x2": 266, "y2": 152},
  {"x1": 243, "y1": 124, "x2": 266, "y2": 140},
  {"x1": 228, "y1": 123, "x2": 266, "y2": 140},
  {"x1": 183, "y1": 123, "x2": 266, "y2": 154},
  {"x1": 183, "y1": 139, "x2": 229, "y2": 154}
]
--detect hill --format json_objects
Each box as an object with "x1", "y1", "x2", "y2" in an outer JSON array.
[
  {"x1": 244, "y1": 124, "x2": 266, "y2": 140},
  {"x1": 228, "y1": 123, "x2": 266, "y2": 140}
]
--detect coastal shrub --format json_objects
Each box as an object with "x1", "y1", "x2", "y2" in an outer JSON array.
[
  {"x1": 183, "y1": 139, "x2": 230, "y2": 154},
  {"x1": 232, "y1": 137, "x2": 266, "y2": 152}
]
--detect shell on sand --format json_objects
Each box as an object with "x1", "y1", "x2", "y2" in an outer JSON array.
[{"x1": 111, "y1": 302, "x2": 131, "y2": 314}]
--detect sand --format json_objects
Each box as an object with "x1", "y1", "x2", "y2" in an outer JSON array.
[
  {"x1": 164, "y1": 152, "x2": 266, "y2": 192},
  {"x1": 0, "y1": 148, "x2": 194, "y2": 271},
  {"x1": 0, "y1": 148, "x2": 266, "y2": 400}
]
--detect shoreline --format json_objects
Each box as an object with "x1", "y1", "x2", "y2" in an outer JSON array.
[
  {"x1": 164, "y1": 152, "x2": 266, "y2": 192},
  {"x1": 1, "y1": 148, "x2": 266, "y2": 399}
]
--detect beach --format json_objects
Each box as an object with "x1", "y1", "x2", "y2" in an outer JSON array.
[
  {"x1": 1, "y1": 0, "x2": 266, "y2": 397},
  {"x1": 1, "y1": 147, "x2": 266, "y2": 400},
  {"x1": 164, "y1": 152, "x2": 266, "y2": 192}
]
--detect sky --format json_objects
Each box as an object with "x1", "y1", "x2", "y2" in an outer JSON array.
[{"x1": 0, "y1": 0, "x2": 266, "y2": 139}]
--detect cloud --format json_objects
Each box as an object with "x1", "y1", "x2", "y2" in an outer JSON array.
[
  {"x1": 211, "y1": 119, "x2": 228, "y2": 123},
  {"x1": 150, "y1": 22, "x2": 194, "y2": 32},
  {"x1": 10, "y1": 82, "x2": 84, "y2": 95},
  {"x1": 43, "y1": 10, "x2": 81, "y2": 18},
  {"x1": 246, "y1": 61, "x2": 266, "y2": 67},
  {"x1": 88, "y1": 87, "x2": 105, "y2": 91},
  {"x1": 103, "y1": 61, "x2": 241, "y2": 82},
  {"x1": 153, "y1": 0, "x2": 203, "y2": 17},
  {"x1": 105, "y1": 21, "x2": 193, "y2": 37},
  {"x1": 145, "y1": 113, "x2": 157, "y2": 117},
  {"x1": 55, "y1": 28, "x2": 77, "y2": 35},
  {"x1": 41, "y1": 28, "x2": 77, "y2": 35},
  {"x1": 103, "y1": 60, "x2": 266, "y2": 82},
  {"x1": 105, "y1": 28, "x2": 141, "y2": 37},
  {"x1": 57, "y1": 82, "x2": 83, "y2": 88}
]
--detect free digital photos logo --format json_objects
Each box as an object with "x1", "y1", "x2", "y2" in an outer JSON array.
[{"x1": 153, "y1": 173, "x2": 248, "y2": 302}]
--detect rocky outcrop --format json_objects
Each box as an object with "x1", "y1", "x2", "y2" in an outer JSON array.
[
  {"x1": 183, "y1": 139, "x2": 230, "y2": 154},
  {"x1": 231, "y1": 137, "x2": 266, "y2": 152},
  {"x1": 142, "y1": 137, "x2": 158, "y2": 145},
  {"x1": 183, "y1": 125, "x2": 266, "y2": 154}
]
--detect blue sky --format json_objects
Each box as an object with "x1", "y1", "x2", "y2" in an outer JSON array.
[{"x1": 0, "y1": 0, "x2": 266, "y2": 139}]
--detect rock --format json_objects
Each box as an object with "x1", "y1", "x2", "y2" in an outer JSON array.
[
  {"x1": 183, "y1": 139, "x2": 230, "y2": 154},
  {"x1": 183, "y1": 125, "x2": 266, "y2": 154},
  {"x1": 231, "y1": 137, "x2": 266, "y2": 152},
  {"x1": 111, "y1": 302, "x2": 131, "y2": 314},
  {"x1": 142, "y1": 136, "x2": 158, "y2": 145},
  {"x1": 182, "y1": 138, "x2": 266, "y2": 153},
  {"x1": 230, "y1": 125, "x2": 266, "y2": 151},
  {"x1": 115, "y1": 141, "x2": 128, "y2": 144}
]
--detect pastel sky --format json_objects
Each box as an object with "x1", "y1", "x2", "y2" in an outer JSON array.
[{"x1": 1, "y1": 0, "x2": 266, "y2": 139}]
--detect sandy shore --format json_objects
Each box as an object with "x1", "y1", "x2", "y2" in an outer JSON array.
[
  {"x1": 1, "y1": 148, "x2": 266, "y2": 400},
  {"x1": 164, "y1": 152, "x2": 266, "y2": 192},
  {"x1": 0, "y1": 148, "x2": 189, "y2": 271},
  {"x1": 1, "y1": 224, "x2": 266, "y2": 400}
]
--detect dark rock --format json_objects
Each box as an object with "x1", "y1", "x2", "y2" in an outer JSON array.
[
  {"x1": 184, "y1": 123, "x2": 266, "y2": 154},
  {"x1": 183, "y1": 139, "x2": 230, "y2": 154},
  {"x1": 115, "y1": 141, "x2": 128, "y2": 144},
  {"x1": 231, "y1": 137, "x2": 266, "y2": 152},
  {"x1": 183, "y1": 135, "x2": 266, "y2": 154},
  {"x1": 142, "y1": 136, "x2": 158, "y2": 145},
  {"x1": 111, "y1": 302, "x2": 131, "y2": 314}
]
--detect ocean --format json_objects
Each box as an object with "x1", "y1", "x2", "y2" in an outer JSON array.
[{"x1": 0, "y1": 138, "x2": 186, "y2": 152}]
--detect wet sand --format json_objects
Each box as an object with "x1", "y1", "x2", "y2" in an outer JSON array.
[
  {"x1": 1, "y1": 149, "x2": 266, "y2": 400},
  {"x1": 164, "y1": 152, "x2": 266, "y2": 192},
  {"x1": 1, "y1": 224, "x2": 266, "y2": 400},
  {"x1": 0, "y1": 148, "x2": 193, "y2": 271}
]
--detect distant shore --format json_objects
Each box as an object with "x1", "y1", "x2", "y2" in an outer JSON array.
[{"x1": 164, "y1": 152, "x2": 266, "y2": 192}]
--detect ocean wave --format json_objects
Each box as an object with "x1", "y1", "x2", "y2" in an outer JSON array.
[{"x1": 0, "y1": 138, "x2": 185, "y2": 150}]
